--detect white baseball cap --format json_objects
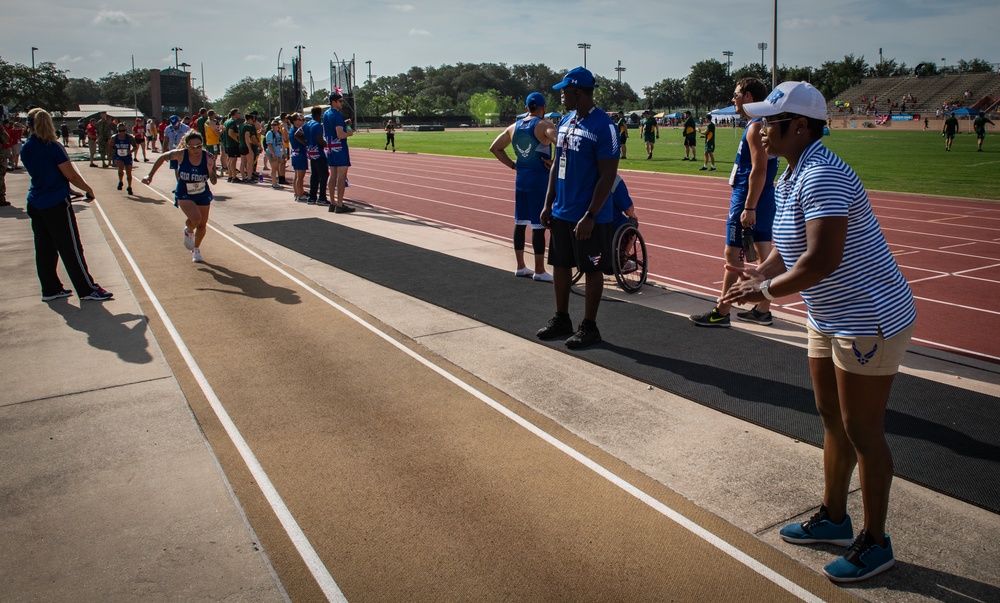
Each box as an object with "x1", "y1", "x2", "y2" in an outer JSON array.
[{"x1": 743, "y1": 81, "x2": 828, "y2": 121}]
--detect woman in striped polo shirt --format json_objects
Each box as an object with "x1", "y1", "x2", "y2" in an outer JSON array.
[{"x1": 722, "y1": 81, "x2": 916, "y2": 584}]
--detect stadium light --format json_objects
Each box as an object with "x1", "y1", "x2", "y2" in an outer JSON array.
[
  {"x1": 171, "y1": 47, "x2": 182, "y2": 69},
  {"x1": 722, "y1": 50, "x2": 733, "y2": 76},
  {"x1": 757, "y1": 42, "x2": 767, "y2": 66},
  {"x1": 577, "y1": 43, "x2": 591, "y2": 68},
  {"x1": 615, "y1": 60, "x2": 626, "y2": 84},
  {"x1": 31, "y1": 47, "x2": 38, "y2": 69}
]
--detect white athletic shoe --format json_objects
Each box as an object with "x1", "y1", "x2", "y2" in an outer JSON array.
[
  {"x1": 192, "y1": 248, "x2": 203, "y2": 263},
  {"x1": 183, "y1": 228, "x2": 195, "y2": 251},
  {"x1": 532, "y1": 272, "x2": 554, "y2": 283},
  {"x1": 514, "y1": 267, "x2": 534, "y2": 278}
]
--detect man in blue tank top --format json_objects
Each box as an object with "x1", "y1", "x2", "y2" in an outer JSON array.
[
  {"x1": 490, "y1": 92, "x2": 557, "y2": 281},
  {"x1": 691, "y1": 77, "x2": 779, "y2": 328},
  {"x1": 536, "y1": 67, "x2": 620, "y2": 349}
]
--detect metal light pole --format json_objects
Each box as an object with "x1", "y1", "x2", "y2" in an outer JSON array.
[
  {"x1": 772, "y1": 0, "x2": 778, "y2": 88},
  {"x1": 307, "y1": 70, "x2": 314, "y2": 97},
  {"x1": 278, "y1": 66, "x2": 285, "y2": 112},
  {"x1": 201, "y1": 62, "x2": 206, "y2": 97},
  {"x1": 365, "y1": 60, "x2": 373, "y2": 86},
  {"x1": 758, "y1": 42, "x2": 767, "y2": 67},
  {"x1": 615, "y1": 60, "x2": 625, "y2": 84},
  {"x1": 31, "y1": 47, "x2": 38, "y2": 69},
  {"x1": 171, "y1": 47, "x2": 182, "y2": 69},
  {"x1": 722, "y1": 50, "x2": 733, "y2": 76},
  {"x1": 577, "y1": 43, "x2": 591, "y2": 68},
  {"x1": 179, "y1": 62, "x2": 190, "y2": 72}
]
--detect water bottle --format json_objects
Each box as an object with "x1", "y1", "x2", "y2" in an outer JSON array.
[{"x1": 258, "y1": 173, "x2": 263, "y2": 184}]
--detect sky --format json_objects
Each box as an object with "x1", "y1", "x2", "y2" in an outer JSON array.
[{"x1": 3, "y1": 0, "x2": 999, "y2": 102}]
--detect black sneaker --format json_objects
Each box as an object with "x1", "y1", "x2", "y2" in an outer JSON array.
[
  {"x1": 565, "y1": 321, "x2": 601, "y2": 349},
  {"x1": 117, "y1": 182, "x2": 123, "y2": 190},
  {"x1": 126, "y1": 187, "x2": 133, "y2": 195},
  {"x1": 41, "y1": 289, "x2": 73, "y2": 301},
  {"x1": 333, "y1": 205, "x2": 356, "y2": 214},
  {"x1": 537, "y1": 314, "x2": 574, "y2": 340},
  {"x1": 735, "y1": 305, "x2": 773, "y2": 326},
  {"x1": 81, "y1": 287, "x2": 113, "y2": 301},
  {"x1": 689, "y1": 307, "x2": 730, "y2": 327}
]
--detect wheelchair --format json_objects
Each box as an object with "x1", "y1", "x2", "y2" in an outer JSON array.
[{"x1": 571, "y1": 219, "x2": 648, "y2": 293}]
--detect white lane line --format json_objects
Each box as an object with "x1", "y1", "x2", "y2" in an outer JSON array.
[
  {"x1": 93, "y1": 198, "x2": 347, "y2": 603},
  {"x1": 206, "y1": 226, "x2": 825, "y2": 603}
]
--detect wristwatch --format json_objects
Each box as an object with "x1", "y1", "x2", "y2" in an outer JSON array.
[
  {"x1": 585, "y1": 211, "x2": 596, "y2": 220},
  {"x1": 759, "y1": 279, "x2": 775, "y2": 300}
]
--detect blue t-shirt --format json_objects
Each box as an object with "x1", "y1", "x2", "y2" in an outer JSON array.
[
  {"x1": 772, "y1": 140, "x2": 915, "y2": 338},
  {"x1": 112, "y1": 134, "x2": 132, "y2": 159},
  {"x1": 22, "y1": 136, "x2": 71, "y2": 209},
  {"x1": 305, "y1": 119, "x2": 324, "y2": 160},
  {"x1": 512, "y1": 117, "x2": 551, "y2": 193},
  {"x1": 322, "y1": 108, "x2": 348, "y2": 153},
  {"x1": 289, "y1": 125, "x2": 307, "y2": 155},
  {"x1": 552, "y1": 108, "x2": 620, "y2": 223}
]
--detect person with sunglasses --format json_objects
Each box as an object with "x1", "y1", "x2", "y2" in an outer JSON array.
[
  {"x1": 141, "y1": 131, "x2": 217, "y2": 263},
  {"x1": 323, "y1": 89, "x2": 355, "y2": 213},
  {"x1": 288, "y1": 112, "x2": 309, "y2": 202},
  {"x1": 109, "y1": 122, "x2": 137, "y2": 195},
  {"x1": 722, "y1": 81, "x2": 915, "y2": 583},
  {"x1": 536, "y1": 67, "x2": 620, "y2": 349},
  {"x1": 690, "y1": 77, "x2": 778, "y2": 328}
]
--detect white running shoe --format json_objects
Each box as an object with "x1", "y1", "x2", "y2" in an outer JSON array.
[
  {"x1": 532, "y1": 272, "x2": 554, "y2": 283},
  {"x1": 183, "y1": 228, "x2": 195, "y2": 250},
  {"x1": 514, "y1": 267, "x2": 534, "y2": 278},
  {"x1": 192, "y1": 248, "x2": 203, "y2": 262}
]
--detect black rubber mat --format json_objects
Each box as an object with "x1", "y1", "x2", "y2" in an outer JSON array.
[{"x1": 239, "y1": 218, "x2": 1000, "y2": 515}]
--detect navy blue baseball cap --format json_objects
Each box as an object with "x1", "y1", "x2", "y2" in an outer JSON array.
[
  {"x1": 553, "y1": 67, "x2": 598, "y2": 90},
  {"x1": 526, "y1": 92, "x2": 546, "y2": 108},
  {"x1": 169, "y1": 115, "x2": 179, "y2": 125}
]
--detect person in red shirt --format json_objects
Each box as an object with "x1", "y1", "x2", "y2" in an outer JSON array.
[
  {"x1": 131, "y1": 117, "x2": 148, "y2": 162},
  {"x1": 85, "y1": 118, "x2": 99, "y2": 167},
  {"x1": 157, "y1": 119, "x2": 167, "y2": 149},
  {"x1": 8, "y1": 121, "x2": 24, "y2": 169}
]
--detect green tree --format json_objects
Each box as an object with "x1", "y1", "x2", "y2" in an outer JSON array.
[
  {"x1": 98, "y1": 69, "x2": 153, "y2": 115},
  {"x1": 810, "y1": 54, "x2": 869, "y2": 100},
  {"x1": 642, "y1": 78, "x2": 685, "y2": 111},
  {"x1": 307, "y1": 88, "x2": 331, "y2": 107},
  {"x1": 468, "y1": 90, "x2": 501, "y2": 125},
  {"x1": 0, "y1": 59, "x2": 72, "y2": 112},
  {"x1": 732, "y1": 63, "x2": 770, "y2": 84},
  {"x1": 594, "y1": 76, "x2": 640, "y2": 112},
  {"x1": 957, "y1": 58, "x2": 994, "y2": 73},
  {"x1": 684, "y1": 59, "x2": 732, "y2": 114},
  {"x1": 66, "y1": 77, "x2": 102, "y2": 105}
]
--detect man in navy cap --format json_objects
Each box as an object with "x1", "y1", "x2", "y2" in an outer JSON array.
[
  {"x1": 536, "y1": 67, "x2": 620, "y2": 349},
  {"x1": 163, "y1": 115, "x2": 191, "y2": 172}
]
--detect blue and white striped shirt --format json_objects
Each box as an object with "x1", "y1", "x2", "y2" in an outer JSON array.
[{"x1": 772, "y1": 140, "x2": 916, "y2": 338}]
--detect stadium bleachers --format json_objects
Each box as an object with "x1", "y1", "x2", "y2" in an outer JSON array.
[{"x1": 827, "y1": 72, "x2": 1000, "y2": 118}]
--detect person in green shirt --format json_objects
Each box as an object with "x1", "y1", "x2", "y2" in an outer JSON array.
[
  {"x1": 973, "y1": 113, "x2": 995, "y2": 152},
  {"x1": 698, "y1": 115, "x2": 716, "y2": 171},
  {"x1": 617, "y1": 111, "x2": 629, "y2": 159},
  {"x1": 682, "y1": 111, "x2": 697, "y2": 161},
  {"x1": 640, "y1": 110, "x2": 658, "y2": 159},
  {"x1": 942, "y1": 112, "x2": 959, "y2": 151},
  {"x1": 223, "y1": 108, "x2": 242, "y2": 182},
  {"x1": 239, "y1": 114, "x2": 257, "y2": 181}
]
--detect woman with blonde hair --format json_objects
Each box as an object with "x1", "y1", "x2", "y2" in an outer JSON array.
[
  {"x1": 21, "y1": 108, "x2": 113, "y2": 301},
  {"x1": 142, "y1": 130, "x2": 217, "y2": 263}
]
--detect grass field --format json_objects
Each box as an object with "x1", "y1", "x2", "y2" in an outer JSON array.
[{"x1": 350, "y1": 126, "x2": 1000, "y2": 201}]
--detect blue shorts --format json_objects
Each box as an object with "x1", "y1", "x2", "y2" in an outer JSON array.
[
  {"x1": 726, "y1": 187, "x2": 776, "y2": 248},
  {"x1": 175, "y1": 194, "x2": 213, "y2": 208},
  {"x1": 114, "y1": 155, "x2": 133, "y2": 166},
  {"x1": 291, "y1": 152, "x2": 308, "y2": 171},
  {"x1": 514, "y1": 189, "x2": 545, "y2": 229},
  {"x1": 326, "y1": 148, "x2": 351, "y2": 168}
]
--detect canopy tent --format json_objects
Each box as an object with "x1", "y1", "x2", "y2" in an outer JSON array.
[
  {"x1": 545, "y1": 111, "x2": 562, "y2": 119},
  {"x1": 710, "y1": 105, "x2": 738, "y2": 115},
  {"x1": 952, "y1": 108, "x2": 981, "y2": 116},
  {"x1": 655, "y1": 112, "x2": 684, "y2": 119}
]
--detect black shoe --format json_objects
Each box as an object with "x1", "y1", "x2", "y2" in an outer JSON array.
[
  {"x1": 117, "y1": 182, "x2": 123, "y2": 190},
  {"x1": 537, "y1": 313, "x2": 574, "y2": 340},
  {"x1": 689, "y1": 307, "x2": 731, "y2": 327},
  {"x1": 699, "y1": 166, "x2": 708, "y2": 170},
  {"x1": 332, "y1": 204, "x2": 356, "y2": 213},
  {"x1": 127, "y1": 187, "x2": 133, "y2": 195},
  {"x1": 735, "y1": 305, "x2": 773, "y2": 326},
  {"x1": 565, "y1": 321, "x2": 601, "y2": 349}
]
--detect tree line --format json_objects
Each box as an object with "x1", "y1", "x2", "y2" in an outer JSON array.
[{"x1": 2, "y1": 55, "x2": 993, "y2": 120}]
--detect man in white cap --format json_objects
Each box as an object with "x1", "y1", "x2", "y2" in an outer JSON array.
[{"x1": 489, "y1": 91, "x2": 557, "y2": 281}]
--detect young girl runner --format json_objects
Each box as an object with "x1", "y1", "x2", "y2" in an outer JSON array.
[
  {"x1": 110, "y1": 123, "x2": 137, "y2": 194},
  {"x1": 141, "y1": 131, "x2": 217, "y2": 262}
]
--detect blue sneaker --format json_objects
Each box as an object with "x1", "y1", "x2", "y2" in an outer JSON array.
[
  {"x1": 41, "y1": 289, "x2": 73, "y2": 301},
  {"x1": 823, "y1": 530, "x2": 895, "y2": 583},
  {"x1": 780, "y1": 506, "x2": 854, "y2": 546}
]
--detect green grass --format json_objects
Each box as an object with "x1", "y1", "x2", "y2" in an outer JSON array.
[{"x1": 350, "y1": 126, "x2": 1000, "y2": 201}]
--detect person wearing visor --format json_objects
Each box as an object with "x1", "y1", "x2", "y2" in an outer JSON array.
[
  {"x1": 722, "y1": 81, "x2": 916, "y2": 583},
  {"x1": 536, "y1": 67, "x2": 620, "y2": 349}
]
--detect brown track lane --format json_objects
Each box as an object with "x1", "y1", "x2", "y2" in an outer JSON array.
[{"x1": 88, "y1": 170, "x2": 856, "y2": 603}]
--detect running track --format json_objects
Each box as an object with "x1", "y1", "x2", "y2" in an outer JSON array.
[{"x1": 338, "y1": 147, "x2": 1000, "y2": 364}]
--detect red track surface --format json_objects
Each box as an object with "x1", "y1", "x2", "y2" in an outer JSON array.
[{"x1": 343, "y1": 148, "x2": 1000, "y2": 364}]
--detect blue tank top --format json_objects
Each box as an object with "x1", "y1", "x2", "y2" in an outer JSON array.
[
  {"x1": 174, "y1": 149, "x2": 213, "y2": 202},
  {"x1": 512, "y1": 117, "x2": 551, "y2": 192},
  {"x1": 729, "y1": 118, "x2": 778, "y2": 192},
  {"x1": 112, "y1": 134, "x2": 132, "y2": 159}
]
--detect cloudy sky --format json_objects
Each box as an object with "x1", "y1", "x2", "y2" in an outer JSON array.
[{"x1": 4, "y1": 0, "x2": 998, "y2": 100}]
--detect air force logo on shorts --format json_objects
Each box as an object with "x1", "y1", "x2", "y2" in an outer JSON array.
[{"x1": 852, "y1": 342, "x2": 878, "y2": 366}]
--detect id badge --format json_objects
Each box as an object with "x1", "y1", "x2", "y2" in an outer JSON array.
[{"x1": 558, "y1": 155, "x2": 567, "y2": 180}]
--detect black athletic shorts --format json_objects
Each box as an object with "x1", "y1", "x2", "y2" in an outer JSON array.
[{"x1": 547, "y1": 217, "x2": 613, "y2": 274}]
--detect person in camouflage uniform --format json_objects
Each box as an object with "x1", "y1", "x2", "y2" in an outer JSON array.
[{"x1": 0, "y1": 123, "x2": 9, "y2": 205}]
